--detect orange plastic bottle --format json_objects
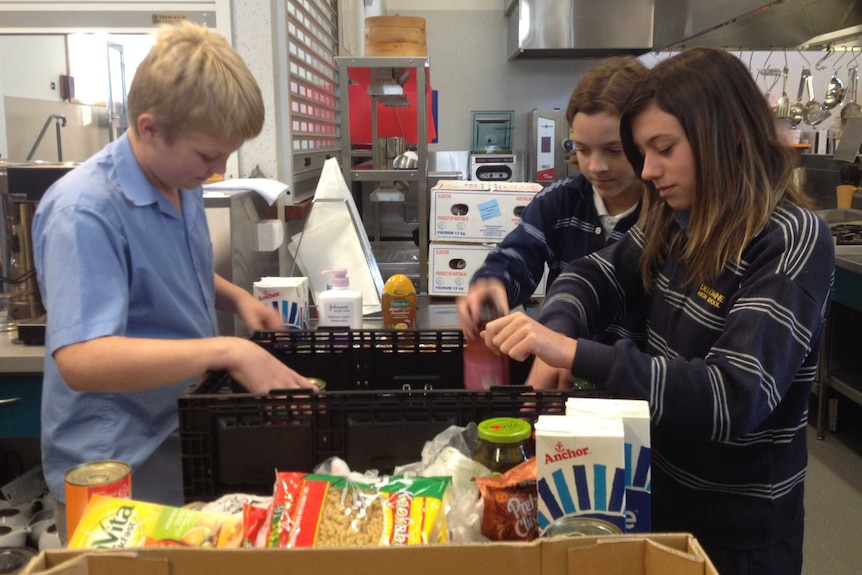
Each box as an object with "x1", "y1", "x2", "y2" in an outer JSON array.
[{"x1": 382, "y1": 274, "x2": 417, "y2": 329}]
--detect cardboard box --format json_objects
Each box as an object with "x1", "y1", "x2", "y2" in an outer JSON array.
[
  {"x1": 21, "y1": 534, "x2": 718, "y2": 575},
  {"x1": 430, "y1": 181, "x2": 542, "y2": 242},
  {"x1": 428, "y1": 242, "x2": 547, "y2": 298},
  {"x1": 428, "y1": 242, "x2": 493, "y2": 296}
]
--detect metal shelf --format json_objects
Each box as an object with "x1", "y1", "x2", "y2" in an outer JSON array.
[
  {"x1": 348, "y1": 169, "x2": 421, "y2": 182},
  {"x1": 337, "y1": 56, "x2": 430, "y2": 293}
]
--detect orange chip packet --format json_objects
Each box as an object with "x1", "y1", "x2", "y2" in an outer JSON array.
[{"x1": 475, "y1": 457, "x2": 538, "y2": 541}]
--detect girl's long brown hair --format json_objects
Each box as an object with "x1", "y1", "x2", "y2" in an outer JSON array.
[{"x1": 619, "y1": 47, "x2": 813, "y2": 290}]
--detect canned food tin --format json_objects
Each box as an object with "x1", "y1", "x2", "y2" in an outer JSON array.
[
  {"x1": 64, "y1": 460, "x2": 132, "y2": 539},
  {"x1": 308, "y1": 377, "x2": 327, "y2": 391},
  {"x1": 543, "y1": 516, "x2": 623, "y2": 538}
]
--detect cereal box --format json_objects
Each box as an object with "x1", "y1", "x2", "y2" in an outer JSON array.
[{"x1": 68, "y1": 495, "x2": 244, "y2": 549}]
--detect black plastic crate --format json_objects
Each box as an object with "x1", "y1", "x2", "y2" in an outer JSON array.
[
  {"x1": 204, "y1": 329, "x2": 468, "y2": 391},
  {"x1": 179, "y1": 386, "x2": 598, "y2": 501}
]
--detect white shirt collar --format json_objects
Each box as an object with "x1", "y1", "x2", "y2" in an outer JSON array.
[{"x1": 592, "y1": 187, "x2": 637, "y2": 237}]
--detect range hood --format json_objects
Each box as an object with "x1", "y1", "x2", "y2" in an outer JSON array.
[
  {"x1": 507, "y1": 0, "x2": 862, "y2": 60},
  {"x1": 655, "y1": 0, "x2": 862, "y2": 51},
  {"x1": 506, "y1": 0, "x2": 655, "y2": 59}
]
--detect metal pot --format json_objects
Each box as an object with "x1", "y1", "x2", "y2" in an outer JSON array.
[{"x1": 392, "y1": 151, "x2": 419, "y2": 170}]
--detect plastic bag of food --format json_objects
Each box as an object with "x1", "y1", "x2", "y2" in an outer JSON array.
[
  {"x1": 266, "y1": 471, "x2": 306, "y2": 547},
  {"x1": 242, "y1": 503, "x2": 269, "y2": 548},
  {"x1": 475, "y1": 457, "x2": 538, "y2": 541},
  {"x1": 288, "y1": 474, "x2": 451, "y2": 547}
]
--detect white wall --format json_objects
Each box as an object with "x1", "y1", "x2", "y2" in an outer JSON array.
[{"x1": 0, "y1": 35, "x2": 67, "y2": 159}]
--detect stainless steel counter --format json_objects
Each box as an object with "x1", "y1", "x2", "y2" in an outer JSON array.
[
  {"x1": 836, "y1": 253, "x2": 862, "y2": 276},
  {"x1": 0, "y1": 331, "x2": 45, "y2": 374}
]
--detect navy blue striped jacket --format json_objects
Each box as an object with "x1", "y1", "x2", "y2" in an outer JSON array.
[{"x1": 541, "y1": 203, "x2": 834, "y2": 549}]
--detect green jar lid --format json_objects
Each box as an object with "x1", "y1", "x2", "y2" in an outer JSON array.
[{"x1": 477, "y1": 417, "x2": 532, "y2": 444}]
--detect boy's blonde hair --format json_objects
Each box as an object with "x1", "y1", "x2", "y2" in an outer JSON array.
[{"x1": 126, "y1": 21, "x2": 264, "y2": 143}]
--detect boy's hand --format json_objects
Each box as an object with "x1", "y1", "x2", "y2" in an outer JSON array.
[{"x1": 237, "y1": 296, "x2": 283, "y2": 330}]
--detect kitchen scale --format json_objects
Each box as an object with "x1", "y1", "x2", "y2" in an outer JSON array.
[{"x1": 468, "y1": 110, "x2": 520, "y2": 181}]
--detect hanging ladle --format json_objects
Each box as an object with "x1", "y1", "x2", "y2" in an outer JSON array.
[
  {"x1": 803, "y1": 70, "x2": 831, "y2": 126},
  {"x1": 824, "y1": 53, "x2": 848, "y2": 109},
  {"x1": 788, "y1": 69, "x2": 808, "y2": 128}
]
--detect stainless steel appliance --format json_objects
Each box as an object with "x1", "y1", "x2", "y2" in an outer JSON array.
[
  {"x1": 469, "y1": 110, "x2": 521, "y2": 181},
  {"x1": 1, "y1": 161, "x2": 76, "y2": 333},
  {"x1": 204, "y1": 190, "x2": 282, "y2": 336},
  {"x1": 469, "y1": 153, "x2": 521, "y2": 182},
  {"x1": 526, "y1": 109, "x2": 577, "y2": 184},
  {"x1": 506, "y1": 0, "x2": 653, "y2": 59}
]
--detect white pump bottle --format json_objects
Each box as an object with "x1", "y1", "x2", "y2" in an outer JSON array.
[{"x1": 318, "y1": 268, "x2": 363, "y2": 329}]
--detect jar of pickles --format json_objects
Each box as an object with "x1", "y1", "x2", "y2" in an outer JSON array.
[{"x1": 474, "y1": 417, "x2": 534, "y2": 475}]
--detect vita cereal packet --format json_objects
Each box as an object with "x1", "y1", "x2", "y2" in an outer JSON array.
[{"x1": 68, "y1": 494, "x2": 244, "y2": 549}]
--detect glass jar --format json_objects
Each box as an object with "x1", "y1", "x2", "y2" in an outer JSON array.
[{"x1": 474, "y1": 417, "x2": 534, "y2": 475}]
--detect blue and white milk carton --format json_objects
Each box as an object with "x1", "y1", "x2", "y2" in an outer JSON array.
[
  {"x1": 565, "y1": 397, "x2": 651, "y2": 533},
  {"x1": 253, "y1": 276, "x2": 309, "y2": 329},
  {"x1": 534, "y1": 414, "x2": 626, "y2": 536}
]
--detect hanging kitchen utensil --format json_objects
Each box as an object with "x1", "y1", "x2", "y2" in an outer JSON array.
[
  {"x1": 841, "y1": 65, "x2": 862, "y2": 127},
  {"x1": 803, "y1": 70, "x2": 831, "y2": 126},
  {"x1": 776, "y1": 66, "x2": 791, "y2": 119},
  {"x1": 824, "y1": 56, "x2": 847, "y2": 110},
  {"x1": 788, "y1": 69, "x2": 808, "y2": 128},
  {"x1": 762, "y1": 68, "x2": 781, "y2": 102}
]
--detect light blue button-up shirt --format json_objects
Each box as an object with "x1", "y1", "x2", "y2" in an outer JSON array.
[{"x1": 33, "y1": 132, "x2": 217, "y2": 503}]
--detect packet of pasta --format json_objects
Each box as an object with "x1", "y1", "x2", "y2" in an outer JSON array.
[
  {"x1": 475, "y1": 457, "x2": 538, "y2": 541},
  {"x1": 68, "y1": 495, "x2": 244, "y2": 549},
  {"x1": 289, "y1": 474, "x2": 451, "y2": 547}
]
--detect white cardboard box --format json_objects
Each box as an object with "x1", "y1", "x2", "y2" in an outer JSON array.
[
  {"x1": 430, "y1": 181, "x2": 542, "y2": 242},
  {"x1": 428, "y1": 242, "x2": 548, "y2": 298},
  {"x1": 428, "y1": 242, "x2": 493, "y2": 296}
]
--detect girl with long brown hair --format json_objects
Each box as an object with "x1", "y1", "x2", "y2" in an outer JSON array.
[{"x1": 479, "y1": 47, "x2": 833, "y2": 575}]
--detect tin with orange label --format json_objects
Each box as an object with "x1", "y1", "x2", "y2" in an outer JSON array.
[{"x1": 64, "y1": 460, "x2": 132, "y2": 539}]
